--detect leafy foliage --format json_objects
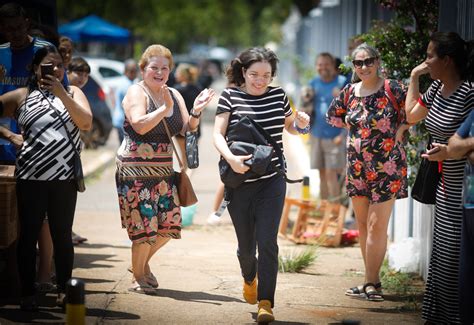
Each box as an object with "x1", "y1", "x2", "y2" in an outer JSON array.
[
  {"x1": 57, "y1": 0, "x2": 294, "y2": 55},
  {"x1": 357, "y1": 0, "x2": 439, "y2": 185}
]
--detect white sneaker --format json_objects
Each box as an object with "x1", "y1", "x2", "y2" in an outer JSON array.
[{"x1": 207, "y1": 213, "x2": 221, "y2": 225}]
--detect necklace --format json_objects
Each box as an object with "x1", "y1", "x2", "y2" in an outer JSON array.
[{"x1": 143, "y1": 82, "x2": 164, "y2": 105}]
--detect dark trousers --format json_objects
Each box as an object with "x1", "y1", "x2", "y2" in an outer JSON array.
[
  {"x1": 460, "y1": 208, "x2": 474, "y2": 325},
  {"x1": 16, "y1": 179, "x2": 77, "y2": 296},
  {"x1": 227, "y1": 175, "x2": 286, "y2": 307}
]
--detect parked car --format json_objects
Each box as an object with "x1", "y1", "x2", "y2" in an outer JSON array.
[
  {"x1": 84, "y1": 57, "x2": 127, "y2": 109},
  {"x1": 81, "y1": 75, "x2": 113, "y2": 149}
]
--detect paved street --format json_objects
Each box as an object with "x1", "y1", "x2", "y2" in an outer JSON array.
[{"x1": 0, "y1": 122, "x2": 423, "y2": 324}]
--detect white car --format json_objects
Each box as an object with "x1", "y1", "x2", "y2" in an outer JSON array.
[{"x1": 84, "y1": 57, "x2": 127, "y2": 109}]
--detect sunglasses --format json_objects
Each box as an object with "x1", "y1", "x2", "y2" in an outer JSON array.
[{"x1": 352, "y1": 57, "x2": 377, "y2": 68}]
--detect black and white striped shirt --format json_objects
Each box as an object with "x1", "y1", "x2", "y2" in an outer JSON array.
[
  {"x1": 15, "y1": 90, "x2": 82, "y2": 180},
  {"x1": 421, "y1": 79, "x2": 473, "y2": 144},
  {"x1": 216, "y1": 86, "x2": 292, "y2": 182}
]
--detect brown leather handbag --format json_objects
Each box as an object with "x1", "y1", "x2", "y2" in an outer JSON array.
[{"x1": 163, "y1": 121, "x2": 198, "y2": 207}]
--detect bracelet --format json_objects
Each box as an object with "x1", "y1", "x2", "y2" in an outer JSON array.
[
  {"x1": 190, "y1": 109, "x2": 201, "y2": 118},
  {"x1": 294, "y1": 121, "x2": 310, "y2": 134}
]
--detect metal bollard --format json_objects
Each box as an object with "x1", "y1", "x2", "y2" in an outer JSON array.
[
  {"x1": 302, "y1": 176, "x2": 310, "y2": 201},
  {"x1": 66, "y1": 278, "x2": 85, "y2": 325}
]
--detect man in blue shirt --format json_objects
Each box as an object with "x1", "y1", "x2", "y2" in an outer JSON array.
[
  {"x1": 448, "y1": 110, "x2": 474, "y2": 324},
  {"x1": 0, "y1": 2, "x2": 51, "y2": 164},
  {"x1": 112, "y1": 59, "x2": 138, "y2": 145},
  {"x1": 308, "y1": 52, "x2": 347, "y2": 201}
]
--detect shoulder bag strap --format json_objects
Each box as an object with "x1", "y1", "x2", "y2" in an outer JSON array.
[
  {"x1": 384, "y1": 79, "x2": 399, "y2": 112},
  {"x1": 39, "y1": 90, "x2": 80, "y2": 157},
  {"x1": 344, "y1": 84, "x2": 354, "y2": 107},
  {"x1": 138, "y1": 83, "x2": 185, "y2": 170}
]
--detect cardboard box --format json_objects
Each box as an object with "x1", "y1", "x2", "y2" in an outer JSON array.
[{"x1": 0, "y1": 165, "x2": 17, "y2": 248}]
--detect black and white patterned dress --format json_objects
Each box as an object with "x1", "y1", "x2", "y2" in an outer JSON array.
[
  {"x1": 15, "y1": 90, "x2": 81, "y2": 180},
  {"x1": 420, "y1": 80, "x2": 473, "y2": 324}
]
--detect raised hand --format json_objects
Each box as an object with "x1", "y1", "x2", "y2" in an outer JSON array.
[
  {"x1": 161, "y1": 85, "x2": 174, "y2": 115},
  {"x1": 192, "y1": 88, "x2": 216, "y2": 114},
  {"x1": 294, "y1": 110, "x2": 310, "y2": 129},
  {"x1": 411, "y1": 61, "x2": 429, "y2": 78}
]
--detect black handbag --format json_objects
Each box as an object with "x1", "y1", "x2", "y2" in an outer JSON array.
[
  {"x1": 219, "y1": 141, "x2": 274, "y2": 188},
  {"x1": 219, "y1": 115, "x2": 302, "y2": 188},
  {"x1": 411, "y1": 152, "x2": 441, "y2": 205},
  {"x1": 185, "y1": 131, "x2": 199, "y2": 169},
  {"x1": 73, "y1": 152, "x2": 86, "y2": 192},
  {"x1": 41, "y1": 90, "x2": 86, "y2": 192}
]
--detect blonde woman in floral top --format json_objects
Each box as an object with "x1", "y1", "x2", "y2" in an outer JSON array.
[
  {"x1": 326, "y1": 43, "x2": 410, "y2": 302},
  {"x1": 115, "y1": 44, "x2": 214, "y2": 294}
]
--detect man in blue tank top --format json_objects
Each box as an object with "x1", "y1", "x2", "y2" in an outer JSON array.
[
  {"x1": 308, "y1": 52, "x2": 347, "y2": 201},
  {"x1": 0, "y1": 2, "x2": 52, "y2": 164}
]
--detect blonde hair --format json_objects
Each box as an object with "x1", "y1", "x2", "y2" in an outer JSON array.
[
  {"x1": 139, "y1": 44, "x2": 174, "y2": 71},
  {"x1": 175, "y1": 63, "x2": 198, "y2": 83}
]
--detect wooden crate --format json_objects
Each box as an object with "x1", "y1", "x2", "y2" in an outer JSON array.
[{"x1": 0, "y1": 165, "x2": 17, "y2": 248}]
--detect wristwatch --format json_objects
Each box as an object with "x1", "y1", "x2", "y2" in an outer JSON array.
[{"x1": 190, "y1": 109, "x2": 201, "y2": 118}]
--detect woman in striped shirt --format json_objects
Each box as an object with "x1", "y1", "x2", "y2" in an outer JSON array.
[
  {"x1": 213, "y1": 47, "x2": 310, "y2": 323},
  {"x1": 405, "y1": 32, "x2": 473, "y2": 324}
]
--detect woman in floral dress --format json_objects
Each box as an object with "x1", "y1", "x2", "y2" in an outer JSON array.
[
  {"x1": 326, "y1": 43, "x2": 410, "y2": 301},
  {"x1": 115, "y1": 44, "x2": 214, "y2": 294}
]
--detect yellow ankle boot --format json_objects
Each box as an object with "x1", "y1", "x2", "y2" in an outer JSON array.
[
  {"x1": 257, "y1": 299, "x2": 274, "y2": 323},
  {"x1": 242, "y1": 277, "x2": 257, "y2": 304}
]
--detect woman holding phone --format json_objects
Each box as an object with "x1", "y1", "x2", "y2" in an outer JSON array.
[
  {"x1": 0, "y1": 45, "x2": 92, "y2": 311},
  {"x1": 405, "y1": 32, "x2": 473, "y2": 324}
]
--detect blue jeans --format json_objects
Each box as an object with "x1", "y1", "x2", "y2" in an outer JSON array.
[{"x1": 227, "y1": 175, "x2": 286, "y2": 307}]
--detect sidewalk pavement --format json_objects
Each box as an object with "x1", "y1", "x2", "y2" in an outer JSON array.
[{"x1": 0, "y1": 123, "x2": 423, "y2": 324}]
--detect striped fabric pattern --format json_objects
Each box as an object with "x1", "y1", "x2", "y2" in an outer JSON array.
[
  {"x1": 421, "y1": 80, "x2": 473, "y2": 324},
  {"x1": 15, "y1": 90, "x2": 81, "y2": 180},
  {"x1": 216, "y1": 86, "x2": 292, "y2": 182}
]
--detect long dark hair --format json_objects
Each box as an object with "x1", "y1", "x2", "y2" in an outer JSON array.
[
  {"x1": 27, "y1": 44, "x2": 67, "y2": 91},
  {"x1": 225, "y1": 47, "x2": 279, "y2": 86},
  {"x1": 430, "y1": 32, "x2": 474, "y2": 81}
]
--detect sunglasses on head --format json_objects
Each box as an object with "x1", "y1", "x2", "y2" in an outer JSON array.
[{"x1": 352, "y1": 57, "x2": 377, "y2": 68}]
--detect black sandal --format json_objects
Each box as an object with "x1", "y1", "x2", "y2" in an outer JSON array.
[
  {"x1": 363, "y1": 283, "x2": 384, "y2": 301},
  {"x1": 345, "y1": 282, "x2": 382, "y2": 297}
]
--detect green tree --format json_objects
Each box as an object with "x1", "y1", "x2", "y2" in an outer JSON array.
[
  {"x1": 357, "y1": 0, "x2": 439, "y2": 184},
  {"x1": 57, "y1": 0, "x2": 296, "y2": 54}
]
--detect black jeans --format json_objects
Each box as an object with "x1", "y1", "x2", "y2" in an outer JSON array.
[
  {"x1": 16, "y1": 179, "x2": 77, "y2": 296},
  {"x1": 227, "y1": 175, "x2": 286, "y2": 307},
  {"x1": 460, "y1": 207, "x2": 474, "y2": 324}
]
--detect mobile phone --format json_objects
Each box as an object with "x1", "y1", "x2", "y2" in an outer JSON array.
[
  {"x1": 40, "y1": 63, "x2": 54, "y2": 79},
  {"x1": 426, "y1": 146, "x2": 441, "y2": 155}
]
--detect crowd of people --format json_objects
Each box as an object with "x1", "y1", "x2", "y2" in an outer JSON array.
[{"x1": 0, "y1": 1, "x2": 473, "y2": 324}]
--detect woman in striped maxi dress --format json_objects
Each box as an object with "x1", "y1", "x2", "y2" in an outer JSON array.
[{"x1": 405, "y1": 32, "x2": 473, "y2": 324}]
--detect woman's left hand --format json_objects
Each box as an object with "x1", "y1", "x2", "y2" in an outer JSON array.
[
  {"x1": 295, "y1": 110, "x2": 310, "y2": 129},
  {"x1": 395, "y1": 125, "x2": 410, "y2": 144},
  {"x1": 192, "y1": 88, "x2": 216, "y2": 115},
  {"x1": 41, "y1": 74, "x2": 66, "y2": 97},
  {"x1": 421, "y1": 143, "x2": 448, "y2": 161}
]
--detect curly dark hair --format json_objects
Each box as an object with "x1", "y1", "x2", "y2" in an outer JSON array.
[{"x1": 225, "y1": 47, "x2": 279, "y2": 86}]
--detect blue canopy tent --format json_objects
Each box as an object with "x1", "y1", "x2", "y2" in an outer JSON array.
[{"x1": 59, "y1": 15, "x2": 130, "y2": 43}]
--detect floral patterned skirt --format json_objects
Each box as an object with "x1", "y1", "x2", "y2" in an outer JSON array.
[{"x1": 115, "y1": 159, "x2": 181, "y2": 244}]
